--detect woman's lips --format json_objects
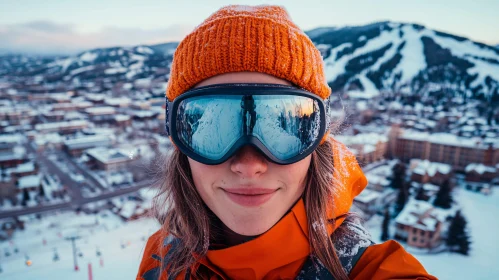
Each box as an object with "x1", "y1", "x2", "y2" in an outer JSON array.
[{"x1": 223, "y1": 188, "x2": 277, "y2": 207}]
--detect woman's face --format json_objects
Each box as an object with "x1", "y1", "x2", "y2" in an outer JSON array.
[{"x1": 188, "y1": 72, "x2": 311, "y2": 236}]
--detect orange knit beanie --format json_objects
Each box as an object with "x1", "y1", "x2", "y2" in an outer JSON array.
[{"x1": 166, "y1": 5, "x2": 331, "y2": 101}]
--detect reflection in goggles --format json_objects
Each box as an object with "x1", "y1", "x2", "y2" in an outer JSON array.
[{"x1": 176, "y1": 95, "x2": 321, "y2": 160}]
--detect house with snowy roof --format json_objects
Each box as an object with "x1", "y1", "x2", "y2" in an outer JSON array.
[
  {"x1": 394, "y1": 199, "x2": 446, "y2": 249},
  {"x1": 85, "y1": 147, "x2": 135, "y2": 172},
  {"x1": 84, "y1": 106, "x2": 117, "y2": 123},
  {"x1": 409, "y1": 159, "x2": 453, "y2": 186},
  {"x1": 0, "y1": 141, "x2": 16, "y2": 154},
  {"x1": 84, "y1": 93, "x2": 106, "y2": 104},
  {"x1": 365, "y1": 173, "x2": 391, "y2": 192},
  {"x1": 63, "y1": 134, "x2": 114, "y2": 157},
  {"x1": 115, "y1": 200, "x2": 148, "y2": 221},
  {"x1": 104, "y1": 97, "x2": 131, "y2": 108},
  {"x1": 114, "y1": 114, "x2": 132, "y2": 128},
  {"x1": 0, "y1": 146, "x2": 27, "y2": 168},
  {"x1": 390, "y1": 125, "x2": 499, "y2": 172},
  {"x1": 465, "y1": 163, "x2": 497, "y2": 183},
  {"x1": 34, "y1": 120, "x2": 88, "y2": 134},
  {"x1": 335, "y1": 133, "x2": 388, "y2": 166},
  {"x1": 0, "y1": 105, "x2": 35, "y2": 126},
  {"x1": 50, "y1": 103, "x2": 79, "y2": 112},
  {"x1": 16, "y1": 174, "x2": 42, "y2": 193},
  {"x1": 43, "y1": 110, "x2": 66, "y2": 122},
  {"x1": 31, "y1": 132, "x2": 65, "y2": 151},
  {"x1": 132, "y1": 110, "x2": 158, "y2": 121},
  {"x1": 353, "y1": 187, "x2": 397, "y2": 219},
  {"x1": 0, "y1": 172, "x2": 16, "y2": 200},
  {"x1": 353, "y1": 189, "x2": 381, "y2": 218},
  {"x1": 9, "y1": 161, "x2": 38, "y2": 178},
  {"x1": 131, "y1": 101, "x2": 151, "y2": 110}
]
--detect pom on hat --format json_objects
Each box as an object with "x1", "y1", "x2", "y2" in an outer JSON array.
[{"x1": 166, "y1": 5, "x2": 331, "y2": 101}]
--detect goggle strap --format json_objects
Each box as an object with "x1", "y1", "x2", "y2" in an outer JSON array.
[
  {"x1": 319, "y1": 130, "x2": 330, "y2": 145},
  {"x1": 165, "y1": 96, "x2": 171, "y2": 137},
  {"x1": 168, "y1": 135, "x2": 179, "y2": 150}
]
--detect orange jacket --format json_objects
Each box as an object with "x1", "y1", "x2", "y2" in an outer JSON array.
[{"x1": 137, "y1": 138, "x2": 437, "y2": 279}]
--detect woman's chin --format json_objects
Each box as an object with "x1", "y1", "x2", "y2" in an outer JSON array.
[
  {"x1": 222, "y1": 213, "x2": 279, "y2": 236},
  {"x1": 229, "y1": 222, "x2": 273, "y2": 236}
]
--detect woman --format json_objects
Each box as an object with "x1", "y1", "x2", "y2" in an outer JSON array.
[{"x1": 137, "y1": 5, "x2": 437, "y2": 280}]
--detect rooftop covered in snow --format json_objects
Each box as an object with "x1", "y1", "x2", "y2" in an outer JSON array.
[
  {"x1": 410, "y1": 159, "x2": 452, "y2": 176},
  {"x1": 85, "y1": 147, "x2": 132, "y2": 164},
  {"x1": 400, "y1": 130, "x2": 498, "y2": 149}
]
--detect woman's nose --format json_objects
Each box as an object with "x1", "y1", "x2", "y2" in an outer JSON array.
[{"x1": 230, "y1": 145, "x2": 268, "y2": 177}]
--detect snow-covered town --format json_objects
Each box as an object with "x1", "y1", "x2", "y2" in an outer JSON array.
[{"x1": 1, "y1": 1, "x2": 499, "y2": 279}]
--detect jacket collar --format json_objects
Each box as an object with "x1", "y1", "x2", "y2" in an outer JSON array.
[{"x1": 204, "y1": 199, "x2": 310, "y2": 280}]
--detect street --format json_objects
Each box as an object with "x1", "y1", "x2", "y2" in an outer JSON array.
[{"x1": 0, "y1": 143, "x2": 154, "y2": 219}]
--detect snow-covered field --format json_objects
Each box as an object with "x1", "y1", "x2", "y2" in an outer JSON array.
[
  {"x1": 0, "y1": 211, "x2": 160, "y2": 280},
  {"x1": 366, "y1": 186, "x2": 499, "y2": 279}
]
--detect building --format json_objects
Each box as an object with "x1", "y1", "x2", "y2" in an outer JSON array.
[
  {"x1": 31, "y1": 133, "x2": 65, "y2": 151},
  {"x1": 131, "y1": 101, "x2": 151, "y2": 110},
  {"x1": 84, "y1": 93, "x2": 106, "y2": 105},
  {"x1": 0, "y1": 147, "x2": 27, "y2": 168},
  {"x1": 43, "y1": 111, "x2": 66, "y2": 122},
  {"x1": 50, "y1": 103, "x2": 79, "y2": 112},
  {"x1": 104, "y1": 97, "x2": 131, "y2": 108},
  {"x1": 84, "y1": 106, "x2": 117, "y2": 123},
  {"x1": 414, "y1": 183, "x2": 441, "y2": 201},
  {"x1": 9, "y1": 161, "x2": 38, "y2": 178},
  {"x1": 132, "y1": 110, "x2": 158, "y2": 121},
  {"x1": 16, "y1": 174, "x2": 42, "y2": 193},
  {"x1": 409, "y1": 159, "x2": 452, "y2": 186},
  {"x1": 365, "y1": 173, "x2": 390, "y2": 192},
  {"x1": 35, "y1": 120, "x2": 88, "y2": 134},
  {"x1": 114, "y1": 115, "x2": 132, "y2": 128},
  {"x1": 0, "y1": 173, "x2": 16, "y2": 200},
  {"x1": 394, "y1": 199, "x2": 447, "y2": 249},
  {"x1": 115, "y1": 200, "x2": 148, "y2": 221},
  {"x1": 353, "y1": 189, "x2": 381, "y2": 218},
  {"x1": 390, "y1": 125, "x2": 499, "y2": 172},
  {"x1": 63, "y1": 135, "x2": 114, "y2": 157},
  {"x1": 335, "y1": 133, "x2": 388, "y2": 166},
  {"x1": 85, "y1": 147, "x2": 135, "y2": 172},
  {"x1": 465, "y1": 163, "x2": 497, "y2": 183},
  {"x1": 0, "y1": 105, "x2": 35, "y2": 126}
]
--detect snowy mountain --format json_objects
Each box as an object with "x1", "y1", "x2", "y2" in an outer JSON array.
[
  {"x1": 1, "y1": 22, "x2": 498, "y2": 101},
  {"x1": 306, "y1": 22, "x2": 499, "y2": 100},
  {"x1": 0, "y1": 43, "x2": 178, "y2": 82}
]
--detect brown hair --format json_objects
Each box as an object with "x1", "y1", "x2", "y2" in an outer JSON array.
[{"x1": 150, "y1": 137, "x2": 351, "y2": 280}]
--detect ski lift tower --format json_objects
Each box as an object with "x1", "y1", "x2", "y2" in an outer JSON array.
[{"x1": 63, "y1": 230, "x2": 82, "y2": 271}]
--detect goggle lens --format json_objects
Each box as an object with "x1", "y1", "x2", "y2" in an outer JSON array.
[{"x1": 175, "y1": 94, "x2": 321, "y2": 161}]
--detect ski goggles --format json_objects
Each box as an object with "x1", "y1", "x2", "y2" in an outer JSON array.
[{"x1": 165, "y1": 83, "x2": 331, "y2": 165}]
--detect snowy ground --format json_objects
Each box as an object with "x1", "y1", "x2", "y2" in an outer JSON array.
[
  {"x1": 366, "y1": 186, "x2": 499, "y2": 280},
  {"x1": 0, "y1": 211, "x2": 160, "y2": 279}
]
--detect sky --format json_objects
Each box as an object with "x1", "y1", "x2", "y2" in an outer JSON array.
[{"x1": 0, "y1": 0, "x2": 498, "y2": 55}]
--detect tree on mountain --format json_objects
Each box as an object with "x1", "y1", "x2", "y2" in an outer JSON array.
[
  {"x1": 39, "y1": 186, "x2": 46, "y2": 198},
  {"x1": 391, "y1": 162, "x2": 406, "y2": 189},
  {"x1": 380, "y1": 208, "x2": 390, "y2": 241},
  {"x1": 415, "y1": 186, "x2": 426, "y2": 201},
  {"x1": 487, "y1": 109, "x2": 493, "y2": 126},
  {"x1": 446, "y1": 210, "x2": 471, "y2": 255},
  {"x1": 394, "y1": 181, "x2": 410, "y2": 215},
  {"x1": 433, "y1": 179, "x2": 453, "y2": 209},
  {"x1": 21, "y1": 189, "x2": 30, "y2": 206}
]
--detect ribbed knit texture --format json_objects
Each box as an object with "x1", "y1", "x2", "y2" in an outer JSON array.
[{"x1": 166, "y1": 5, "x2": 331, "y2": 101}]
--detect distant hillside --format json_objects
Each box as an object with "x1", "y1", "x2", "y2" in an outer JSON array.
[
  {"x1": 1, "y1": 22, "x2": 498, "y2": 102},
  {"x1": 306, "y1": 22, "x2": 499, "y2": 100}
]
